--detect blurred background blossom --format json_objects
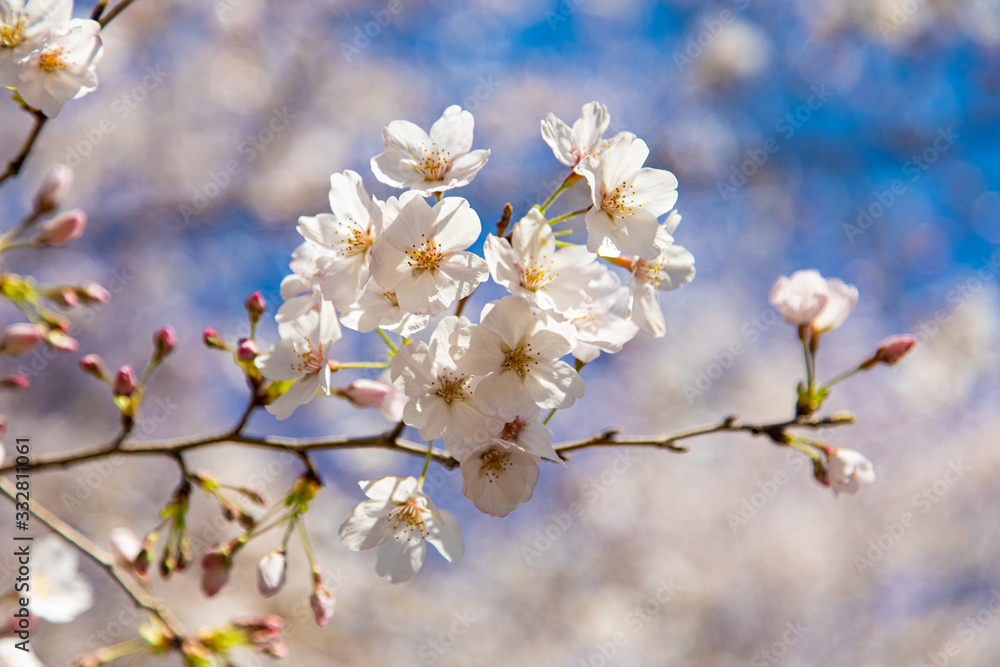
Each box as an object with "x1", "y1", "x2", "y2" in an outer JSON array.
[{"x1": 1, "y1": 0, "x2": 998, "y2": 664}]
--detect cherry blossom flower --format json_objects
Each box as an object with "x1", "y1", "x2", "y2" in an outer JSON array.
[
  {"x1": 628, "y1": 222, "x2": 696, "y2": 338},
  {"x1": 391, "y1": 316, "x2": 485, "y2": 442},
  {"x1": 0, "y1": 0, "x2": 71, "y2": 86},
  {"x1": 454, "y1": 296, "x2": 585, "y2": 419},
  {"x1": 370, "y1": 105, "x2": 490, "y2": 196},
  {"x1": 338, "y1": 276, "x2": 429, "y2": 336},
  {"x1": 29, "y1": 535, "x2": 94, "y2": 623},
  {"x1": 446, "y1": 404, "x2": 559, "y2": 463},
  {"x1": 369, "y1": 195, "x2": 487, "y2": 316},
  {"x1": 540, "y1": 101, "x2": 635, "y2": 173},
  {"x1": 296, "y1": 170, "x2": 385, "y2": 307},
  {"x1": 484, "y1": 208, "x2": 600, "y2": 312},
  {"x1": 770, "y1": 269, "x2": 829, "y2": 326},
  {"x1": 460, "y1": 440, "x2": 540, "y2": 518},
  {"x1": 561, "y1": 266, "x2": 640, "y2": 361},
  {"x1": 16, "y1": 19, "x2": 102, "y2": 118},
  {"x1": 828, "y1": 448, "x2": 876, "y2": 496},
  {"x1": 578, "y1": 134, "x2": 679, "y2": 261},
  {"x1": 811, "y1": 278, "x2": 858, "y2": 334},
  {"x1": 338, "y1": 476, "x2": 464, "y2": 584},
  {"x1": 255, "y1": 300, "x2": 341, "y2": 420}
]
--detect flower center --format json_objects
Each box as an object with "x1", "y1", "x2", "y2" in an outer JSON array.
[
  {"x1": 292, "y1": 337, "x2": 323, "y2": 374},
  {"x1": 479, "y1": 449, "x2": 511, "y2": 481},
  {"x1": 39, "y1": 46, "x2": 67, "y2": 72},
  {"x1": 502, "y1": 343, "x2": 537, "y2": 379},
  {"x1": 521, "y1": 259, "x2": 554, "y2": 291},
  {"x1": 379, "y1": 289, "x2": 400, "y2": 306},
  {"x1": 499, "y1": 418, "x2": 525, "y2": 442},
  {"x1": 388, "y1": 498, "x2": 428, "y2": 540},
  {"x1": 406, "y1": 238, "x2": 444, "y2": 273},
  {"x1": 602, "y1": 179, "x2": 640, "y2": 218},
  {"x1": 413, "y1": 143, "x2": 451, "y2": 181},
  {"x1": 435, "y1": 369, "x2": 470, "y2": 405},
  {"x1": 634, "y1": 258, "x2": 663, "y2": 289},
  {"x1": 0, "y1": 13, "x2": 28, "y2": 49},
  {"x1": 340, "y1": 220, "x2": 374, "y2": 257}
]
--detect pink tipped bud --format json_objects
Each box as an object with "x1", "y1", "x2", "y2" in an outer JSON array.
[
  {"x1": 200, "y1": 547, "x2": 232, "y2": 597},
  {"x1": 874, "y1": 334, "x2": 917, "y2": 366},
  {"x1": 78, "y1": 282, "x2": 111, "y2": 305},
  {"x1": 79, "y1": 354, "x2": 107, "y2": 380},
  {"x1": 237, "y1": 338, "x2": 260, "y2": 362},
  {"x1": 153, "y1": 325, "x2": 177, "y2": 361},
  {"x1": 33, "y1": 164, "x2": 73, "y2": 214},
  {"x1": 256, "y1": 551, "x2": 287, "y2": 598},
  {"x1": 310, "y1": 582, "x2": 335, "y2": 627},
  {"x1": 245, "y1": 291, "x2": 266, "y2": 322},
  {"x1": 113, "y1": 365, "x2": 138, "y2": 397},
  {"x1": 47, "y1": 330, "x2": 78, "y2": 353},
  {"x1": 0, "y1": 415, "x2": 6, "y2": 437},
  {"x1": 343, "y1": 378, "x2": 406, "y2": 421},
  {"x1": 203, "y1": 327, "x2": 226, "y2": 349},
  {"x1": 233, "y1": 615, "x2": 287, "y2": 657},
  {"x1": 37, "y1": 208, "x2": 87, "y2": 246},
  {"x1": 0, "y1": 372, "x2": 30, "y2": 389},
  {"x1": 0, "y1": 323, "x2": 43, "y2": 356}
]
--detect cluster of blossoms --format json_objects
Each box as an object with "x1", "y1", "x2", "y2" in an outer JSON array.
[
  {"x1": 249, "y1": 102, "x2": 695, "y2": 582},
  {"x1": 1, "y1": 0, "x2": 103, "y2": 117}
]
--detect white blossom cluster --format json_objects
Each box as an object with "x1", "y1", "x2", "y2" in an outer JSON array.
[
  {"x1": 0, "y1": 0, "x2": 102, "y2": 117},
  {"x1": 254, "y1": 102, "x2": 694, "y2": 582}
]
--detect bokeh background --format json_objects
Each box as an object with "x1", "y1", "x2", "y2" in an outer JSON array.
[{"x1": 2, "y1": 0, "x2": 1000, "y2": 664}]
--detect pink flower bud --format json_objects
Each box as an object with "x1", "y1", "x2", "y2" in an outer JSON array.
[
  {"x1": 0, "y1": 373, "x2": 30, "y2": 389},
  {"x1": 79, "y1": 354, "x2": 107, "y2": 380},
  {"x1": 233, "y1": 615, "x2": 287, "y2": 657},
  {"x1": 203, "y1": 327, "x2": 225, "y2": 349},
  {"x1": 47, "y1": 330, "x2": 78, "y2": 353},
  {"x1": 113, "y1": 365, "x2": 138, "y2": 397},
  {"x1": 0, "y1": 415, "x2": 6, "y2": 437},
  {"x1": 343, "y1": 379, "x2": 393, "y2": 407},
  {"x1": 200, "y1": 547, "x2": 232, "y2": 597},
  {"x1": 78, "y1": 283, "x2": 111, "y2": 304},
  {"x1": 153, "y1": 325, "x2": 177, "y2": 361},
  {"x1": 37, "y1": 208, "x2": 87, "y2": 246},
  {"x1": 33, "y1": 164, "x2": 73, "y2": 214},
  {"x1": 874, "y1": 334, "x2": 916, "y2": 365},
  {"x1": 0, "y1": 323, "x2": 43, "y2": 356},
  {"x1": 256, "y1": 551, "x2": 287, "y2": 598},
  {"x1": 245, "y1": 291, "x2": 266, "y2": 322},
  {"x1": 310, "y1": 580, "x2": 335, "y2": 627},
  {"x1": 237, "y1": 338, "x2": 260, "y2": 362}
]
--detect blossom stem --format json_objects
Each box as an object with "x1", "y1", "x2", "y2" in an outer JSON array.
[
  {"x1": 336, "y1": 361, "x2": 391, "y2": 370},
  {"x1": 88, "y1": 638, "x2": 149, "y2": 663},
  {"x1": 417, "y1": 440, "x2": 434, "y2": 490},
  {"x1": 820, "y1": 364, "x2": 865, "y2": 391},
  {"x1": 799, "y1": 325, "x2": 814, "y2": 394},
  {"x1": 376, "y1": 328, "x2": 398, "y2": 355},
  {"x1": 542, "y1": 408, "x2": 557, "y2": 425},
  {"x1": 297, "y1": 517, "x2": 322, "y2": 577},
  {"x1": 538, "y1": 171, "x2": 582, "y2": 215},
  {"x1": 547, "y1": 207, "x2": 590, "y2": 226}
]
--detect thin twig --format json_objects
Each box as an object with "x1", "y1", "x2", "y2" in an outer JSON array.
[{"x1": 0, "y1": 112, "x2": 47, "y2": 186}]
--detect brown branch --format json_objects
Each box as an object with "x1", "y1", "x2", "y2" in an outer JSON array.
[
  {"x1": 98, "y1": 0, "x2": 142, "y2": 27},
  {"x1": 0, "y1": 476, "x2": 186, "y2": 643},
  {"x1": 0, "y1": 111, "x2": 47, "y2": 186}
]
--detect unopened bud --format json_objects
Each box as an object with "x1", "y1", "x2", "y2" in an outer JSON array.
[
  {"x1": 47, "y1": 329, "x2": 78, "y2": 353},
  {"x1": 113, "y1": 365, "x2": 138, "y2": 397},
  {"x1": 872, "y1": 334, "x2": 917, "y2": 366},
  {"x1": 0, "y1": 323, "x2": 43, "y2": 356},
  {"x1": 47, "y1": 287, "x2": 78, "y2": 307},
  {"x1": 237, "y1": 338, "x2": 260, "y2": 362},
  {"x1": 37, "y1": 208, "x2": 86, "y2": 246},
  {"x1": 203, "y1": 327, "x2": 226, "y2": 349},
  {"x1": 310, "y1": 582, "x2": 335, "y2": 627},
  {"x1": 77, "y1": 282, "x2": 111, "y2": 304},
  {"x1": 343, "y1": 378, "x2": 392, "y2": 407},
  {"x1": 0, "y1": 373, "x2": 30, "y2": 389},
  {"x1": 110, "y1": 527, "x2": 143, "y2": 566},
  {"x1": 79, "y1": 354, "x2": 107, "y2": 380},
  {"x1": 245, "y1": 291, "x2": 266, "y2": 323},
  {"x1": 33, "y1": 164, "x2": 73, "y2": 214},
  {"x1": 153, "y1": 325, "x2": 177, "y2": 361},
  {"x1": 200, "y1": 546, "x2": 233, "y2": 597},
  {"x1": 256, "y1": 551, "x2": 287, "y2": 598}
]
